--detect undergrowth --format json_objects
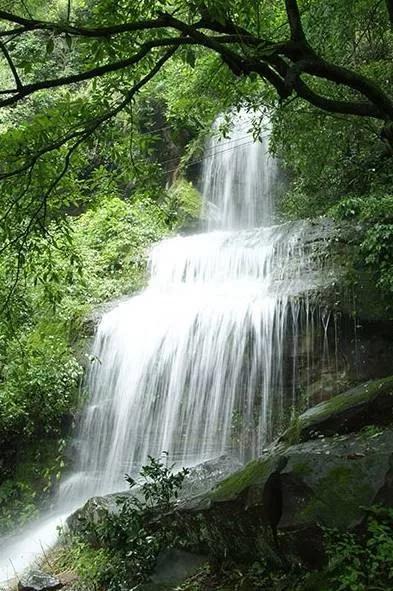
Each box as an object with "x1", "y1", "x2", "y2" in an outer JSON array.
[{"x1": 56, "y1": 454, "x2": 189, "y2": 590}]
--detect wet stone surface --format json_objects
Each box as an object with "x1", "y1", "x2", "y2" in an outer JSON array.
[{"x1": 18, "y1": 570, "x2": 63, "y2": 591}]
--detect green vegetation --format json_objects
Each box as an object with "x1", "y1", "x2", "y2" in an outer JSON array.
[
  {"x1": 324, "y1": 506, "x2": 393, "y2": 591},
  {"x1": 0, "y1": 1, "x2": 392, "y2": 589},
  {"x1": 55, "y1": 503, "x2": 393, "y2": 591},
  {"x1": 0, "y1": 189, "x2": 198, "y2": 533},
  {"x1": 55, "y1": 455, "x2": 189, "y2": 590}
]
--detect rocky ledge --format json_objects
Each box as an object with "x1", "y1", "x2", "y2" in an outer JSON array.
[
  {"x1": 285, "y1": 375, "x2": 393, "y2": 442},
  {"x1": 171, "y1": 426, "x2": 393, "y2": 567},
  {"x1": 67, "y1": 375, "x2": 393, "y2": 578}
]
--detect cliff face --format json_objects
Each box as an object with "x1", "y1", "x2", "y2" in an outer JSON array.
[{"x1": 276, "y1": 218, "x2": 393, "y2": 414}]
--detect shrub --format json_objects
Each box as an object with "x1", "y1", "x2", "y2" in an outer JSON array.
[
  {"x1": 324, "y1": 506, "x2": 393, "y2": 591},
  {"x1": 69, "y1": 454, "x2": 189, "y2": 590}
]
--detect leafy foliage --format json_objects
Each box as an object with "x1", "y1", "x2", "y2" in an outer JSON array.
[
  {"x1": 60, "y1": 455, "x2": 189, "y2": 590},
  {"x1": 328, "y1": 195, "x2": 393, "y2": 306},
  {"x1": 325, "y1": 506, "x2": 393, "y2": 591},
  {"x1": 0, "y1": 437, "x2": 67, "y2": 534},
  {"x1": 0, "y1": 190, "x2": 174, "y2": 532}
]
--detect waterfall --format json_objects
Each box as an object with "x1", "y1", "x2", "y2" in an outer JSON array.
[
  {"x1": 66, "y1": 109, "x2": 327, "y2": 498},
  {"x1": 0, "y1": 108, "x2": 332, "y2": 579},
  {"x1": 203, "y1": 112, "x2": 277, "y2": 229},
  {"x1": 73, "y1": 228, "x2": 302, "y2": 497}
]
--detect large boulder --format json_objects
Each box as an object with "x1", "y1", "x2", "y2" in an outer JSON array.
[
  {"x1": 67, "y1": 455, "x2": 243, "y2": 535},
  {"x1": 286, "y1": 375, "x2": 393, "y2": 442},
  {"x1": 168, "y1": 428, "x2": 393, "y2": 567}
]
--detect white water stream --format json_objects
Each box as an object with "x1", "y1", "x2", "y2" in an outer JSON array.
[{"x1": 0, "y1": 109, "x2": 330, "y2": 580}]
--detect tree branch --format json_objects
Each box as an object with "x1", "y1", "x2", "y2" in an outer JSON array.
[
  {"x1": 0, "y1": 27, "x2": 26, "y2": 38},
  {"x1": 284, "y1": 0, "x2": 306, "y2": 42},
  {"x1": 0, "y1": 11, "x2": 175, "y2": 38},
  {"x1": 0, "y1": 7, "x2": 392, "y2": 133},
  {"x1": 0, "y1": 40, "x2": 22, "y2": 89},
  {"x1": 0, "y1": 47, "x2": 177, "y2": 200},
  {"x1": 294, "y1": 78, "x2": 382, "y2": 118},
  {"x1": 297, "y1": 58, "x2": 393, "y2": 119},
  {"x1": 0, "y1": 35, "x2": 244, "y2": 108}
]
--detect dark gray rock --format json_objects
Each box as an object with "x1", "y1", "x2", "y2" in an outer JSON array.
[
  {"x1": 66, "y1": 494, "x2": 119, "y2": 534},
  {"x1": 180, "y1": 455, "x2": 243, "y2": 499},
  {"x1": 18, "y1": 570, "x2": 63, "y2": 591},
  {"x1": 67, "y1": 455, "x2": 242, "y2": 534},
  {"x1": 168, "y1": 429, "x2": 393, "y2": 567},
  {"x1": 141, "y1": 549, "x2": 206, "y2": 590}
]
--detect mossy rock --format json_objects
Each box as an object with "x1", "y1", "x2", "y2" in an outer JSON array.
[
  {"x1": 169, "y1": 429, "x2": 393, "y2": 567},
  {"x1": 67, "y1": 455, "x2": 242, "y2": 535},
  {"x1": 284, "y1": 375, "x2": 393, "y2": 443},
  {"x1": 209, "y1": 455, "x2": 278, "y2": 503}
]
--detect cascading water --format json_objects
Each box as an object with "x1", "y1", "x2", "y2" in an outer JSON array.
[
  {"x1": 202, "y1": 113, "x2": 277, "y2": 229},
  {"x1": 0, "y1": 108, "x2": 332, "y2": 580},
  {"x1": 68, "y1": 109, "x2": 314, "y2": 498},
  {"x1": 73, "y1": 228, "x2": 305, "y2": 497}
]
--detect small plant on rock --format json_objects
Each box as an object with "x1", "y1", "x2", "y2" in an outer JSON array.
[{"x1": 75, "y1": 454, "x2": 189, "y2": 590}]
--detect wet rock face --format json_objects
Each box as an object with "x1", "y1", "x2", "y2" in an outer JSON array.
[
  {"x1": 172, "y1": 429, "x2": 393, "y2": 567},
  {"x1": 180, "y1": 455, "x2": 244, "y2": 499},
  {"x1": 285, "y1": 310, "x2": 393, "y2": 410},
  {"x1": 18, "y1": 571, "x2": 63, "y2": 591}
]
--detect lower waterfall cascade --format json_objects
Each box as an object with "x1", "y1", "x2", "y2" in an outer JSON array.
[{"x1": 0, "y1": 109, "x2": 337, "y2": 579}]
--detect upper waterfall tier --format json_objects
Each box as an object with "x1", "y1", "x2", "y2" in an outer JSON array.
[
  {"x1": 202, "y1": 109, "x2": 278, "y2": 230},
  {"x1": 148, "y1": 223, "x2": 324, "y2": 295}
]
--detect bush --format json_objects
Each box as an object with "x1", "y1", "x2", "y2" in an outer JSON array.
[
  {"x1": 329, "y1": 194, "x2": 393, "y2": 303},
  {"x1": 0, "y1": 329, "x2": 82, "y2": 444},
  {"x1": 64, "y1": 455, "x2": 189, "y2": 590},
  {"x1": 324, "y1": 506, "x2": 393, "y2": 591},
  {"x1": 0, "y1": 193, "x2": 172, "y2": 533}
]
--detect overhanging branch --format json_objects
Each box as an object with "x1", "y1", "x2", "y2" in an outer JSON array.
[
  {"x1": 285, "y1": 0, "x2": 306, "y2": 42},
  {"x1": 0, "y1": 40, "x2": 22, "y2": 89},
  {"x1": 0, "y1": 11, "x2": 181, "y2": 38},
  {"x1": 0, "y1": 47, "x2": 177, "y2": 225},
  {"x1": 0, "y1": 7, "x2": 392, "y2": 133}
]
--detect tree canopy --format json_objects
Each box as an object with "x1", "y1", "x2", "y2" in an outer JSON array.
[
  {"x1": 0, "y1": 1, "x2": 390, "y2": 281},
  {"x1": 0, "y1": 1, "x2": 392, "y2": 122}
]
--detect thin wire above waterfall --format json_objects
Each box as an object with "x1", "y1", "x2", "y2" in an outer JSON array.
[
  {"x1": 202, "y1": 112, "x2": 276, "y2": 229},
  {"x1": 156, "y1": 132, "x2": 272, "y2": 177}
]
